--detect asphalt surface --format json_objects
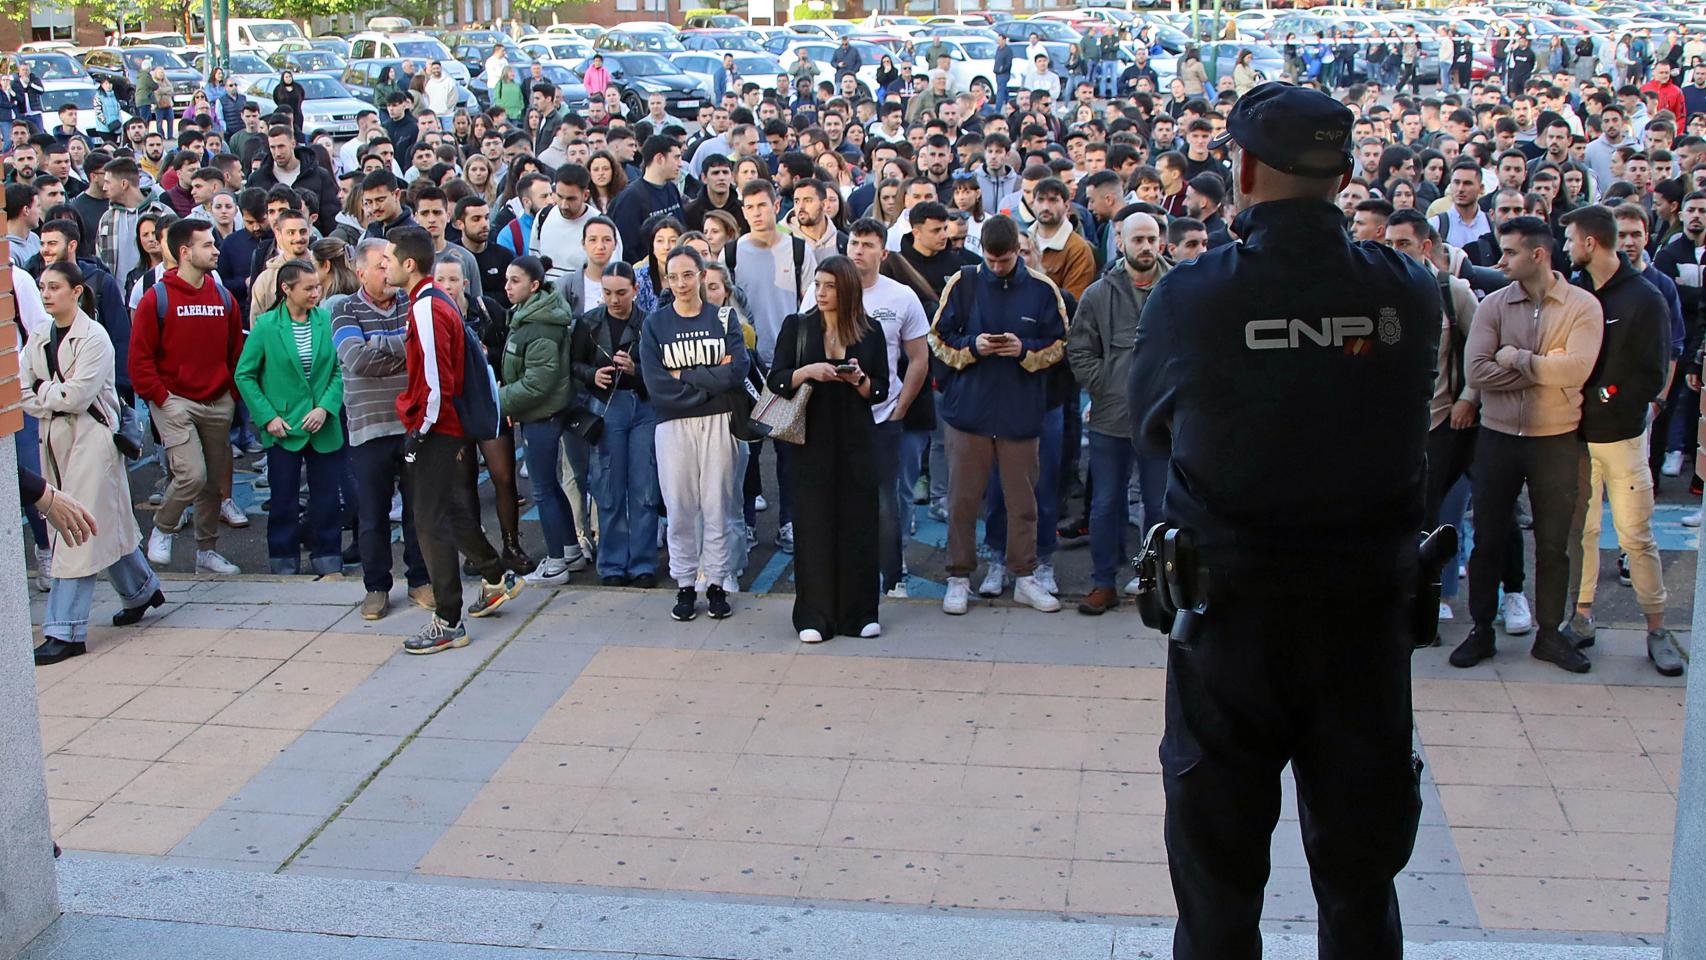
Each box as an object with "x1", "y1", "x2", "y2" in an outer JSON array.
[{"x1": 58, "y1": 423, "x2": 1703, "y2": 633}]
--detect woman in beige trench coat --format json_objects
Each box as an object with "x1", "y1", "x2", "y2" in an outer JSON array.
[{"x1": 22, "y1": 261, "x2": 165, "y2": 666}]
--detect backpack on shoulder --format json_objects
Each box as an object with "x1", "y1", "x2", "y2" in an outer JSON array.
[{"x1": 421, "y1": 287, "x2": 503, "y2": 442}]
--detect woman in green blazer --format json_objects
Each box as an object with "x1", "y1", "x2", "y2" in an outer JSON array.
[{"x1": 234, "y1": 259, "x2": 347, "y2": 575}]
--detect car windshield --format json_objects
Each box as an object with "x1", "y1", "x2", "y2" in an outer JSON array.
[
  {"x1": 42, "y1": 87, "x2": 97, "y2": 110},
  {"x1": 229, "y1": 53, "x2": 271, "y2": 72},
  {"x1": 20, "y1": 54, "x2": 85, "y2": 79},
  {"x1": 122, "y1": 50, "x2": 189, "y2": 70},
  {"x1": 294, "y1": 52, "x2": 343, "y2": 71},
  {"x1": 959, "y1": 40, "x2": 997, "y2": 59},
  {"x1": 734, "y1": 54, "x2": 782, "y2": 73},
  {"x1": 611, "y1": 54, "x2": 682, "y2": 77},
  {"x1": 250, "y1": 23, "x2": 303, "y2": 42},
  {"x1": 394, "y1": 40, "x2": 450, "y2": 59},
  {"x1": 627, "y1": 32, "x2": 685, "y2": 52}
]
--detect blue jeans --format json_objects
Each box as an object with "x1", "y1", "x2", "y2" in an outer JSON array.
[
  {"x1": 522, "y1": 417, "x2": 576, "y2": 559},
  {"x1": 1087, "y1": 431, "x2": 1133, "y2": 590},
  {"x1": 590, "y1": 390, "x2": 661, "y2": 578},
  {"x1": 266, "y1": 444, "x2": 346, "y2": 574},
  {"x1": 900, "y1": 428, "x2": 931, "y2": 510},
  {"x1": 985, "y1": 404, "x2": 1063, "y2": 565},
  {"x1": 348, "y1": 434, "x2": 427, "y2": 593},
  {"x1": 1438, "y1": 474, "x2": 1471, "y2": 600},
  {"x1": 995, "y1": 73, "x2": 1009, "y2": 108},
  {"x1": 43, "y1": 547, "x2": 159, "y2": 643},
  {"x1": 872, "y1": 420, "x2": 905, "y2": 591},
  {"x1": 17, "y1": 413, "x2": 48, "y2": 549}
]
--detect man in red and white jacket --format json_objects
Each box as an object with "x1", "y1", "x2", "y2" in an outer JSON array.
[
  {"x1": 129, "y1": 218, "x2": 243, "y2": 575},
  {"x1": 384, "y1": 225, "x2": 522, "y2": 655}
]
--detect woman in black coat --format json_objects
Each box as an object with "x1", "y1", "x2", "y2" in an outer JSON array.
[
  {"x1": 273, "y1": 70, "x2": 306, "y2": 140},
  {"x1": 765, "y1": 255, "x2": 889, "y2": 644}
]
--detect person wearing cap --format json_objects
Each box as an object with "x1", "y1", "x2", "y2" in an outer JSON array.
[{"x1": 1126, "y1": 82, "x2": 1443, "y2": 959}]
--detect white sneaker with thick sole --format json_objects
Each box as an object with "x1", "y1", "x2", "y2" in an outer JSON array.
[
  {"x1": 1014, "y1": 575, "x2": 1062, "y2": 613},
  {"x1": 1662, "y1": 450, "x2": 1685, "y2": 476},
  {"x1": 755, "y1": 494, "x2": 769, "y2": 512},
  {"x1": 562, "y1": 548, "x2": 589, "y2": 572},
  {"x1": 196, "y1": 550, "x2": 240, "y2": 575},
  {"x1": 860, "y1": 622, "x2": 881, "y2": 638},
  {"x1": 1500, "y1": 592, "x2": 1534, "y2": 635},
  {"x1": 978, "y1": 562, "x2": 1009, "y2": 597},
  {"x1": 1438, "y1": 601, "x2": 1454, "y2": 622},
  {"x1": 1034, "y1": 562, "x2": 1059, "y2": 595},
  {"x1": 799, "y1": 628, "x2": 825, "y2": 644},
  {"x1": 533, "y1": 558, "x2": 572, "y2": 585},
  {"x1": 1123, "y1": 575, "x2": 1143, "y2": 597},
  {"x1": 220, "y1": 498, "x2": 250, "y2": 528},
  {"x1": 1684, "y1": 511, "x2": 1702, "y2": 529},
  {"x1": 943, "y1": 577, "x2": 971, "y2": 615},
  {"x1": 885, "y1": 583, "x2": 909, "y2": 599},
  {"x1": 147, "y1": 528, "x2": 174, "y2": 565}
]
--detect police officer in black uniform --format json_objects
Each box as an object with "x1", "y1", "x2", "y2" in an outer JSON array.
[{"x1": 1127, "y1": 83, "x2": 1443, "y2": 959}]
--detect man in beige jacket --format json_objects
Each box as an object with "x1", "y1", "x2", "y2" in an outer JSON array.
[{"x1": 1450, "y1": 216, "x2": 1604, "y2": 674}]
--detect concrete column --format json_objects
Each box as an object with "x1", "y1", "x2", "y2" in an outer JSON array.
[
  {"x1": 0, "y1": 439, "x2": 60, "y2": 958},
  {"x1": 1665, "y1": 497, "x2": 1705, "y2": 956}
]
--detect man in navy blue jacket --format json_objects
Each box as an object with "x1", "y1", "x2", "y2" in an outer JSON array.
[{"x1": 927, "y1": 214, "x2": 1068, "y2": 616}]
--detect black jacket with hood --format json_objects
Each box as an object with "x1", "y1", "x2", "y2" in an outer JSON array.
[
  {"x1": 1572, "y1": 255, "x2": 1674, "y2": 444},
  {"x1": 246, "y1": 145, "x2": 341, "y2": 237}
]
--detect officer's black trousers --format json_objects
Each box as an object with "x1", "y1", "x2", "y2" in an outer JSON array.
[{"x1": 1161, "y1": 574, "x2": 1421, "y2": 960}]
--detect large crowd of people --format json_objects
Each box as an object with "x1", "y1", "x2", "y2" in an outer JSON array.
[{"x1": 7, "y1": 15, "x2": 1702, "y2": 671}]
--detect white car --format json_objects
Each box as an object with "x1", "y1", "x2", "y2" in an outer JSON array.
[
  {"x1": 226, "y1": 18, "x2": 308, "y2": 56},
  {"x1": 787, "y1": 19, "x2": 863, "y2": 39},
  {"x1": 780, "y1": 39, "x2": 886, "y2": 98},
  {"x1": 912, "y1": 36, "x2": 1000, "y2": 96},
  {"x1": 245, "y1": 73, "x2": 370, "y2": 140},
  {"x1": 346, "y1": 31, "x2": 471, "y2": 83},
  {"x1": 543, "y1": 24, "x2": 606, "y2": 41},
  {"x1": 43, "y1": 79, "x2": 129, "y2": 137},
  {"x1": 519, "y1": 36, "x2": 594, "y2": 67}
]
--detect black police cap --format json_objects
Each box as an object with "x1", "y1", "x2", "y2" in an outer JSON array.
[{"x1": 1208, "y1": 82, "x2": 1354, "y2": 180}]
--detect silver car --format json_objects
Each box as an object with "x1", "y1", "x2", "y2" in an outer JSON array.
[{"x1": 245, "y1": 72, "x2": 370, "y2": 140}]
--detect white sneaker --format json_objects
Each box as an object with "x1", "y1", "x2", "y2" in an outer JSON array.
[
  {"x1": 220, "y1": 498, "x2": 250, "y2": 528},
  {"x1": 1014, "y1": 575, "x2": 1062, "y2": 612},
  {"x1": 1684, "y1": 510, "x2": 1702, "y2": 529},
  {"x1": 755, "y1": 494, "x2": 769, "y2": 512},
  {"x1": 777, "y1": 522, "x2": 794, "y2": 553},
  {"x1": 1034, "y1": 562, "x2": 1059, "y2": 595},
  {"x1": 1662, "y1": 450, "x2": 1685, "y2": 476},
  {"x1": 1500, "y1": 592, "x2": 1534, "y2": 635},
  {"x1": 388, "y1": 493, "x2": 403, "y2": 523},
  {"x1": 147, "y1": 528, "x2": 174, "y2": 565},
  {"x1": 860, "y1": 622, "x2": 881, "y2": 638},
  {"x1": 533, "y1": 557, "x2": 571, "y2": 585},
  {"x1": 34, "y1": 549, "x2": 52, "y2": 593},
  {"x1": 196, "y1": 549, "x2": 240, "y2": 575},
  {"x1": 562, "y1": 547, "x2": 589, "y2": 572},
  {"x1": 885, "y1": 582, "x2": 910, "y2": 599},
  {"x1": 1438, "y1": 601, "x2": 1454, "y2": 622},
  {"x1": 1123, "y1": 575, "x2": 1143, "y2": 597},
  {"x1": 799, "y1": 628, "x2": 825, "y2": 644},
  {"x1": 943, "y1": 577, "x2": 971, "y2": 615},
  {"x1": 518, "y1": 458, "x2": 529, "y2": 479},
  {"x1": 978, "y1": 562, "x2": 1009, "y2": 597}
]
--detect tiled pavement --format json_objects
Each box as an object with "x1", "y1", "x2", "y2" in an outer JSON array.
[{"x1": 28, "y1": 575, "x2": 1688, "y2": 950}]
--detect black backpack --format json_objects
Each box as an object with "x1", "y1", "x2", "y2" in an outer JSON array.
[{"x1": 421, "y1": 288, "x2": 502, "y2": 442}]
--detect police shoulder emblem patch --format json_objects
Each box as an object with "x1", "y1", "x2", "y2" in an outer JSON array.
[{"x1": 1378, "y1": 306, "x2": 1401, "y2": 345}]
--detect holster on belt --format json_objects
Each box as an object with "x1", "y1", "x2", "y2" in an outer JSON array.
[
  {"x1": 1413, "y1": 525, "x2": 1459, "y2": 650},
  {"x1": 1133, "y1": 523, "x2": 1210, "y2": 648}
]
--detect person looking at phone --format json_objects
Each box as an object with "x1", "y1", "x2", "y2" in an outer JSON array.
[
  {"x1": 927, "y1": 214, "x2": 1068, "y2": 615},
  {"x1": 764, "y1": 255, "x2": 890, "y2": 644}
]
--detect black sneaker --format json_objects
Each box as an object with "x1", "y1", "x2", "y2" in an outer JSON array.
[
  {"x1": 1448, "y1": 625, "x2": 1496, "y2": 668},
  {"x1": 672, "y1": 587, "x2": 698, "y2": 621},
  {"x1": 1531, "y1": 630, "x2": 1591, "y2": 674},
  {"x1": 601, "y1": 575, "x2": 630, "y2": 587},
  {"x1": 1617, "y1": 553, "x2": 1631, "y2": 586},
  {"x1": 1056, "y1": 519, "x2": 1090, "y2": 544},
  {"x1": 706, "y1": 583, "x2": 732, "y2": 619},
  {"x1": 632, "y1": 573, "x2": 658, "y2": 589}
]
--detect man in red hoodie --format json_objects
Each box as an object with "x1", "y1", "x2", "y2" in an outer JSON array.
[
  {"x1": 1641, "y1": 62, "x2": 1687, "y2": 131},
  {"x1": 384, "y1": 225, "x2": 523, "y2": 655},
  {"x1": 130, "y1": 218, "x2": 244, "y2": 575}
]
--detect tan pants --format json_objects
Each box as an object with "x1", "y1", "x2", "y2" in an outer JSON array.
[
  {"x1": 945, "y1": 425, "x2": 1039, "y2": 579},
  {"x1": 151, "y1": 394, "x2": 234, "y2": 549},
  {"x1": 1579, "y1": 432, "x2": 1666, "y2": 613}
]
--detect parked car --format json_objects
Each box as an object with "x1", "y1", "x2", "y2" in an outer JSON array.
[
  {"x1": 519, "y1": 36, "x2": 594, "y2": 65},
  {"x1": 910, "y1": 36, "x2": 1000, "y2": 97},
  {"x1": 680, "y1": 29, "x2": 766, "y2": 53},
  {"x1": 684, "y1": 11, "x2": 747, "y2": 29},
  {"x1": 1, "y1": 54, "x2": 120, "y2": 137},
  {"x1": 244, "y1": 73, "x2": 371, "y2": 140},
  {"x1": 785, "y1": 19, "x2": 862, "y2": 39},
  {"x1": 573, "y1": 51, "x2": 705, "y2": 118},
  {"x1": 346, "y1": 31, "x2": 472, "y2": 84},
  {"x1": 10, "y1": 51, "x2": 89, "y2": 81},
  {"x1": 442, "y1": 30, "x2": 527, "y2": 74},
  {"x1": 1197, "y1": 41, "x2": 1286, "y2": 84},
  {"x1": 341, "y1": 58, "x2": 478, "y2": 112},
  {"x1": 79, "y1": 45, "x2": 202, "y2": 111},
  {"x1": 674, "y1": 50, "x2": 784, "y2": 102},
  {"x1": 779, "y1": 39, "x2": 888, "y2": 97},
  {"x1": 991, "y1": 19, "x2": 1083, "y2": 44},
  {"x1": 469, "y1": 62, "x2": 589, "y2": 112},
  {"x1": 193, "y1": 50, "x2": 277, "y2": 90},
  {"x1": 543, "y1": 24, "x2": 606, "y2": 42},
  {"x1": 594, "y1": 27, "x2": 687, "y2": 54},
  {"x1": 117, "y1": 32, "x2": 187, "y2": 48},
  {"x1": 268, "y1": 49, "x2": 347, "y2": 75},
  {"x1": 307, "y1": 37, "x2": 351, "y2": 58},
  {"x1": 226, "y1": 18, "x2": 308, "y2": 55}
]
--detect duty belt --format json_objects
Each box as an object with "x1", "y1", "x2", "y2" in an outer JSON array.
[{"x1": 1132, "y1": 524, "x2": 1210, "y2": 648}]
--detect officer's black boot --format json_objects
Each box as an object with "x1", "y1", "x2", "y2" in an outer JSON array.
[
  {"x1": 1448, "y1": 624, "x2": 1496, "y2": 668},
  {"x1": 1530, "y1": 629, "x2": 1591, "y2": 674}
]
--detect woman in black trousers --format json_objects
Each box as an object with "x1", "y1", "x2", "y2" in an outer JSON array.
[{"x1": 767, "y1": 255, "x2": 889, "y2": 644}]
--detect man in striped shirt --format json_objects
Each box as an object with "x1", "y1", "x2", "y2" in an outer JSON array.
[{"x1": 332, "y1": 238, "x2": 432, "y2": 622}]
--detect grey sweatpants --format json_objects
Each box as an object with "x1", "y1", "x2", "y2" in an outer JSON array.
[{"x1": 657, "y1": 412, "x2": 740, "y2": 588}]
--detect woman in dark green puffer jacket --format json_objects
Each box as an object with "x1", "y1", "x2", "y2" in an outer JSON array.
[{"x1": 499, "y1": 255, "x2": 581, "y2": 585}]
